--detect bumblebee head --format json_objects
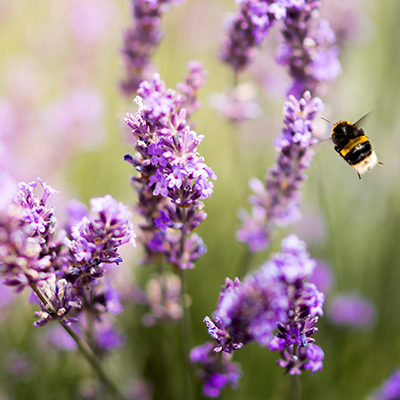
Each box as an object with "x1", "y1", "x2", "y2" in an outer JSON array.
[{"x1": 332, "y1": 121, "x2": 352, "y2": 138}]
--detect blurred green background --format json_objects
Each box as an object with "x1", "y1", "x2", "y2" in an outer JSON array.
[{"x1": 1, "y1": 0, "x2": 400, "y2": 399}]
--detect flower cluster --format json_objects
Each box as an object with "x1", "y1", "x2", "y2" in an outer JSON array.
[
  {"x1": 190, "y1": 342, "x2": 241, "y2": 398},
  {"x1": 0, "y1": 179, "x2": 57, "y2": 292},
  {"x1": 277, "y1": 0, "x2": 341, "y2": 97},
  {"x1": 219, "y1": 0, "x2": 290, "y2": 72},
  {"x1": 266, "y1": 235, "x2": 324, "y2": 375},
  {"x1": 237, "y1": 91, "x2": 323, "y2": 252},
  {"x1": 120, "y1": 0, "x2": 186, "y2": 96},
  {"x1": 0, "y1": 178, "x2": 135, "y2": 353},
  {"x1": 200, "y1": 235, "x2": 324, "y2": 383},
  {"x1": 67, "y1": 195, "x2": 136, "y2": 286},
  {"x1": 124, "y1": 71, "x2": 215, "y2": 271}
]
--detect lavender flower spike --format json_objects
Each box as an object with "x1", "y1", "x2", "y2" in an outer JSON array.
[
  {"x1": 0, "y1": 178, "x2": 57, "y2": 292},
  {"x1": 204, "y1": 235, "x2": 324, "y2": 375},
  {"x1": 267, "y1": 235, "x2": 325, "y2": 375},
  {"x1": 68, "y1": 195, "x2": 136, "y2": 283},
  {"x1": 277, "y1": 0, "x2": 341, "y2": 97},
  {"x1": 237, "y1": 91, "x2": 323, "y2": 252},
  {"x1": 219, "y1": 0, "x2": 289, "y2": 72},
  {"x1": 125, "y1": 72, "x2": 215, "y2": 270},
  {"x1": 120, "y1": 0, "x2": 186, "y2": 96}
]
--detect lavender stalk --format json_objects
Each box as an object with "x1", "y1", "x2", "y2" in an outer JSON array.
[{"x1": 30, "y1": 283, "x2": 127, "y2": 400}]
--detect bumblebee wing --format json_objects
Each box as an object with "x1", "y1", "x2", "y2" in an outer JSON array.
[{"x1": 353, "y1": 112, "x2": 372, "y2": 128}]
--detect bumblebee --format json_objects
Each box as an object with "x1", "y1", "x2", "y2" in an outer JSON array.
[{"x1": 328, "y1": 114, "x2": 381, "y2": 179}]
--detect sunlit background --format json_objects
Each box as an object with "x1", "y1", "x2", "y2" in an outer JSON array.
[{"x1": 1, "y1": 0, "x2": 400, "y2": 399}]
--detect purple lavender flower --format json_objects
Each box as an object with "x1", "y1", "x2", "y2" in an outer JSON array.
[
  {"x1": 68, "y1": 195, "x2": 136, "y2": 284},
  {"x1": 0, "y1": 178, "x2": 57, "y2": 291},
  {"x1": 126, "y1": 73, "x2": 216, "y2": 207},
  {"x1": 1, "y1": 177, "x2": 135, "y2": 341},
  {"x1": 276, "y1": 1, "x2": 341, "y2": 97},
  {"x1": 142, "y1": 273, "x2": 182, "y2": 326},
  {"x1": 266, "y1": 235, "x2": 324, "y2": 375},
  {"x1": 309, "y1": 259, "x2": 333, "y2": 294},
  {"x1": 124, "y1": 72, "x2": 215, "y2": 270},
  {"x1": 219, "y1": 0, "x2": 290, "y2": 72},
  {"x1": 371, "y1": 370, "x2": 400, "y2": 400},
  {"x1": 237, "y1": 91, "x2": 323, "y2": 252},
  {"x1": 120, "y1": 0, "x2": 186, "y2": 96},
  {"x1": 34, "y1": 274, "x2": 81, "y2": 327},
  {"x1": 190, "y1": 342, "x2": 241, "y2": 398},
  {"x1": 209, "y1": 82, "x2": 261, "y2": 124},
  {"x1": 327, "y1": 293, "x2": 376, "y2": 329},
  {"x1": 204, "y1": 235, "x2": 324, "y2": 376}
]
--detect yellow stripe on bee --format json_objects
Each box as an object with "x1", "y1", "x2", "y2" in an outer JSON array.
[{"x1": 340, "y1": 135, "x2": 369, "y2": 157}]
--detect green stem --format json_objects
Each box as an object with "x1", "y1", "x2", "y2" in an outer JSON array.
[
  {"x1": 30, "y1": 284, "x2": 126, "y2": 400},
  {"x1": 83, "y1": 291, "x2": 97, "y2": 354},
  {"x1": 178, "y1": 209, "x2": 194, "y2": 400},
  {"x1": 291, "y1": 375, "x2": 301, "y2": 400}
]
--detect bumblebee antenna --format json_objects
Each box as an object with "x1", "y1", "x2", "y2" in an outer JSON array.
[
  {"x1": 353, "y1": 112, "x2": 372, "y2": 127},
  {"x1": 321, "y1": 117, "x2": 334, "y2": 125}
]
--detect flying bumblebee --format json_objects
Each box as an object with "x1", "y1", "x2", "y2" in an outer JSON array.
[{"x1": 324, "y1": 113, "x2": 382, "y2": 179}]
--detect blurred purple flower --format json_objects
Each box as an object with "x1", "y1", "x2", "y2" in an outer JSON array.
[
  {"x1": 0, "y1": 281, "x2": 16, "y2": 308},
  {"x1": 121, "y1": 0, "x2": 186, "y2": 96},
  {"x1": 371, "y1": 370, "x2": 400, "y2": 400},
  {"x1": 219, "y1": 0, "x2": 289, "y2": 72},
  {"x1": 67, "y1": 0, "x2": 117, "y2": 45},
  {"x1": 309, "y1": 260, "x2": 333, "y2": 294},
  {"x1": 96, "y1": 324, "x2": 125, "y2": 351},
  {"x1": 41, "y1": 87, "x2": 106, "y2": 150},
  {"x1": 327, "y1": 293, "x2": 376, "y2": 329},
  {"x1": 190, "y1": 341, "x2": 241, "y2": 398},
  {"x1": 142, "y1": 273, "x2": 182, "y2": 326},
  {"x1": 209, "y1": 82, "x2": 261, "y2": 124},
  {"x1": 237, "y1": 91, "x2": 323, "y2": 252},
  {"x1": 276, "y1": 1, "x2": 341, "y2": 97},
  {"x1": 321, "y1": 0, "x2": 372, "y2": 48}
]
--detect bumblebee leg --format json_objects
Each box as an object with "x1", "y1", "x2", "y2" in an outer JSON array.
[
  {"x1": 378, "y1": 161, "x2": 384, "y2": 165},
  {"x1": 357, "y1": 171, "x2": 361, "y2": 179}
]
